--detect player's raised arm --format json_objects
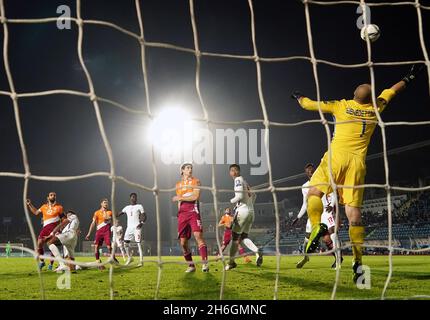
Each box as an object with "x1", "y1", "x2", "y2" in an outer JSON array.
[
  {"x1": 218, "y1": 215, "x2": 226, "y2": 227},
  {"x1": 46, "y1": 217, "x2": 70, "y2": 240},
  {"x1": 26, "y1": 199, "x2": 40, "y2": 215},
  {"x1": 292, "y1": 189, "x2": 308, "y2": 226},
  {"x1": 175, "y1": 179, "x2": 201, "y2": 202},
  {"x1": 291, "y1": 91, "x2": 339, "y2": 113},
  {"x1": 388, "y1": 64, "x2": 425, "y2": 94},
  {"x1": 377, "y1": 64, "x2": 425, "y2": 112}
]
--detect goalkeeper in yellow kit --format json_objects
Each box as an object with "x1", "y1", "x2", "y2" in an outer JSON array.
[{"x1": 291, "y1": 64, "x2": 424, "y2": 283}]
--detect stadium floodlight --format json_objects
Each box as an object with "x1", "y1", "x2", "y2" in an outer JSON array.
[
  {"x1": 147, "y1": 106, "x2": 196, "y2": 165},
  {"x1": 148, "y1": 106, "x2": 193, "y2": 144}
]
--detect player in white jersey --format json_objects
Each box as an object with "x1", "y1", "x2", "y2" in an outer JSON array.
[
  {"x1": 111, "y1": 220, "x2": 126, "y2": 262},
  {"x1": 292, "y1": 163, "x2": 343, "y2": 269},
  {"x1": 225, "y1": 164, "x2": 263, "y2": 271},
  {"x1": 118, "y1": 193, "x2": 147, "y2": 266},
  {"x1": 45, "y1": 210, "x2": 80, "y2": 273}
]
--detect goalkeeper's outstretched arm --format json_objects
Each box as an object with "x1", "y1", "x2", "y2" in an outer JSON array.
[
  {"x1": 291, "y1": 91, "x2": 339, "y2": 113},
  {"x1": 378, "y1": 64, "x2": 425, "y2": 110},
  {"x1": 390, "y1": 64, "x2": 425, "y2": 94}
]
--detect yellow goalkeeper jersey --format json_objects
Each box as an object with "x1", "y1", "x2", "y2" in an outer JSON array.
[{"x1": 299, "y1": 89, "x2": 396, "y2": 157}]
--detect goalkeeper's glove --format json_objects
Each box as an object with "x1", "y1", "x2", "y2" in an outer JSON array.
[
  {"x1": 291, "y1": 91, "x2": 303, "y2": 100},
  {"x1": 402, "y1": 64, "x2": 425, "y2": 85}
]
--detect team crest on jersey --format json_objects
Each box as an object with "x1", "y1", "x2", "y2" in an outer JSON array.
[{"x1": 235, "y1": 179, "x2": 242, "y2": 187}]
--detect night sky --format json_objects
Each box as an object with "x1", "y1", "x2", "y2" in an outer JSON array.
[{"x1": 1, "y1": 0, "x2": 430, "y2": 242}]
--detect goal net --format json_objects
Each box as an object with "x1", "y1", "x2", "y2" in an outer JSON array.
[{"x1": 0, "y1": 0, "x2": 429, "y2": 300}]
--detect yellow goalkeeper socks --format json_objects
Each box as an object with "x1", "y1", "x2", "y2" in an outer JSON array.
[
  {"x1": 307, "y1": 195, "x2": 323, "y2": 227},
  {"x1": 349, "y1": 225, "x2": 365, "y2": 264}
]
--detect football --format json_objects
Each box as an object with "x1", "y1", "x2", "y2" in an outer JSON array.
[{"x1": 360, "y1": 24, "x2": 381, "y2": 42}]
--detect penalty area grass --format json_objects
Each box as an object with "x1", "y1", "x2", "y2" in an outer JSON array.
[{"x1": 0, "y1": 255, "x2": 429, "y2": 300}]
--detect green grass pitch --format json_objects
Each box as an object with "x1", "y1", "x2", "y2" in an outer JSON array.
[{"x1": 0, "y1": 255, "x2": 429, "y2": 300}]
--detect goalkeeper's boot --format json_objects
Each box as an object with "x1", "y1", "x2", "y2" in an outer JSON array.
[
  {"x1": 305, "y1": 223, "x2": 328, "y2": 254},
  {"x1": 137, "y1": 259, "x2": 143, "y2": 267},
  {"x1": 296, "y1": 255, "x2": 309, "y2": 269},
  {"x1": 202, "y1": 263, "x2": 209, "y2": 273},
  {"x1": 256, "y1": 249, "x2": 263, "y2": 267},
  {"x1": 225, "y1": 261, "x2": 237, "y2": 271},
  {"x1": 38, "y1": 261, "x2": 46, "y2": 270},
  {"x1": 352, "y1": 261, "x2": 364, "y2": 284},
  {"x1": 244, "y1": 256, "x2": 252, "y2": 263}
]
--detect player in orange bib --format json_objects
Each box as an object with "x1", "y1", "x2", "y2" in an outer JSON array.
[
  {"x1": 217, "y1": 207, "x2": 251, "y2": 263},
  {"x1": 85, "y1": 198, "x2": 118, "y2": 268},
  {"x1": 26, "y1": 192, "x2": 64, "y2": 270},
  {"x1": 172, "y1": 163, "x2": 209, "y2": 273}
]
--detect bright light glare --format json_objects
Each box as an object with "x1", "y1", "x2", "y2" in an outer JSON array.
[{"x1": 148, "y1": 107, "x2": 192, "y2": 146}]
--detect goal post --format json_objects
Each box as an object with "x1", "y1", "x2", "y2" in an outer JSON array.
[
  {"x1": 0, "y1": 243, "x2": 24, "y2": 257},
  {"x1": 0, "y1": 0, "x2": 429, "y2": 301}
]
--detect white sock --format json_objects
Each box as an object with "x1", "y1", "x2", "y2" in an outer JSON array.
[
  {"x1": 241, "y1": 238, "x2": 259, "y2": 254},
  {"x1": 137, "y1": 242, "x2": 143, "y2": 261},
  {"x1": 125, "y1": 242, "x2": 131, "y2": 258},
  {"x1": 119, "y1": 245, "x2": 126, "y2": 259},
  {"x1": 330, "y1": 233, "x2": 340, "y2": 259},
  {"x1": 49, "y1": 244, "x2": 65, "y2": 268},
  {"x1": 330, "y1": 233, "x2": 339, "y2": 248},
  {"x1": 229, "y1": 241, "x2": 239, "y2": 264}
]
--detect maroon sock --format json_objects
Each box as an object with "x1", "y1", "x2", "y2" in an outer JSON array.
[
  {"x1": 95, "y1": 251, "x2": 100, "y2": 260},
  {"x1": 184, "y1": 252, "x2": 194, "y2": 267},
  {"x1": 239, "y1": 247, "x2": 246, "y2": 255},
  {"x1": 199, "y1": 245, "x2": 208, "y2": 263}
]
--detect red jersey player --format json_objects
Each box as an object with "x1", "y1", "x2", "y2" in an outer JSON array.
[
  {"x1": 217, "y1": 207, "x2": 251, "y2": 263},
  {"x1": 172, "y1": 163, "x2": 209, "y2": 273},
  {"x1": 26, "y1": 192, "x2": 64, "y2": 270},
  {"x1": 85, "y1": 198, "x2": 119, "y2": 269}
]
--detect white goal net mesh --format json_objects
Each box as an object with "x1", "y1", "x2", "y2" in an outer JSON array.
[{"x1": 0, "y1": 0, "x2": 429, "y2": 300}]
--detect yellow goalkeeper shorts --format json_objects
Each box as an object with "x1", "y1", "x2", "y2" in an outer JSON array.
[{"x1": 310, "y1": 150, "x2": 366, "y2": 207}]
